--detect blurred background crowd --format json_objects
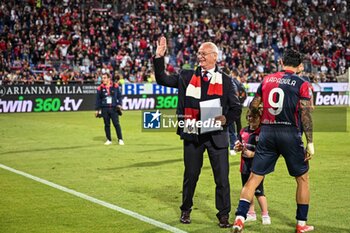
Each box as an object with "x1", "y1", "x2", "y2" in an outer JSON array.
[{"x1": 0, "y1": 0, "x2": 349, "y2": 85}]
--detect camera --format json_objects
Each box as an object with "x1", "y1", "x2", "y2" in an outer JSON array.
[{"x1": 116, "y1": 106, "x2": 122, "y2": 116}]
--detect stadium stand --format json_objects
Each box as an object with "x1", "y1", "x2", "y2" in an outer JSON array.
[{"x1": 0, "y1": 0, "x2": 348, "y2": 85}]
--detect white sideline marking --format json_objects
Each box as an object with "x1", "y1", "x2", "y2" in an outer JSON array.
[{"x1": 0, "y1": 164, "x2": 187, "y2": 233}]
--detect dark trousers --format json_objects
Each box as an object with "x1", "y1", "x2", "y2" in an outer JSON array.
[
  {"x1": 228, "y1": 123, "x2": 237, "y2": 149},
  {"x1": 234, "y1": 118, "x2": 242, "y2": 136},
  {"x1": 180, "y1": 134, "x2": 231, "y2": 219},
  {"x1": 102, "y1": 107, "x2": 123, "y2": 141}
]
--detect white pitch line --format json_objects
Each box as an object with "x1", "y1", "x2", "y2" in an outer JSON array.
[{"x1": 0, "y1": 163, "x2": 187, "y2": 233}]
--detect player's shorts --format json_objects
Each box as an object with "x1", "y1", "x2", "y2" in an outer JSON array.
[
  {"x1": 251, "y1": 125, "x2": 309, "y2": 177},
  {"x1": 241, "y1": 173, "x2": 265, "y2": 196}
]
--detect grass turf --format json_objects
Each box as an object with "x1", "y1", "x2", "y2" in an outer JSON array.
[{"x1": 0, "y1": 107, "x2": 349, "y2": 233}]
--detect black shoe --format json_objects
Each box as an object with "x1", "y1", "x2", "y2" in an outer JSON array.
[
  {"x1": 218, "y1": 215, "x2": 232, "y2": 228},
  {"x1": 180, "y1": 210, "x2": 191, "y2": 224}
]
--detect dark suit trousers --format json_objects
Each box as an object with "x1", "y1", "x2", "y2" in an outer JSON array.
[
  {"x1": 180, "y1": 134, "x2": 231, "y2": 218},
  {"x1": 102, "y1": 107, "x2": 123, "y2": 141}
]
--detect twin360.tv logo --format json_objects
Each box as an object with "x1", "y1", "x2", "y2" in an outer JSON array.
[{"x1": 143, "y1": 110, "x2": 162, "y2": 129}]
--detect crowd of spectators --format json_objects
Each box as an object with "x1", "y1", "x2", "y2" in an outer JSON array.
[{"x1": 0, "y1": 0, "x2": 349, "y2": 86}]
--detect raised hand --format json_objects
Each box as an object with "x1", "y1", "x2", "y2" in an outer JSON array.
[{"x1": 156, "y1": 36, "x2": 167, "y2": 57}]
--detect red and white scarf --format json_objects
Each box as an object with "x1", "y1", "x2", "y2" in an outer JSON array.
[{"x1": 183, "y1": 67, "x2": 223, "y2": 135}]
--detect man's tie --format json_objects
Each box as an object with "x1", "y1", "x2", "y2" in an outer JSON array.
[{"x1": 202, "y1": 71, "x2": 209, "y2": 82}]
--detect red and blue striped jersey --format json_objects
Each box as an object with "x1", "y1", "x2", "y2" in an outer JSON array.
[
  {"x1": 256, "y1": 70, "x2": 310, "y2": 128},
  {"x1": 238, "y1": 126, "x2": 260, "y2": 174}
]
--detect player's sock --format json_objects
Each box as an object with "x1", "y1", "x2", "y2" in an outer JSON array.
[
  {"x1": 297, "y1": 220, "x2": 306, "y2": 226},
  {"x1": 296, "y1": 204, "x2": 309, "y2": 221},
  {"x1": 235, "y1": 199, "x2": 251, "y2": 219}
]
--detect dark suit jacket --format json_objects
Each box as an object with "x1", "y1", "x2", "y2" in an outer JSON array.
[{"x1": 154, "y1": 57, "x2": 242, "y2": 148}]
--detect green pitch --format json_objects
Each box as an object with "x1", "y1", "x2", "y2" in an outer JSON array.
[{"x1": 0, "y1": 107, "x2": 349, "y2": 233}]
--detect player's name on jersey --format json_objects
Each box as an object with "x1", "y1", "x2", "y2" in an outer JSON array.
[{"x1": 266, "y1": 77, "x2": 296, "y2": 86}]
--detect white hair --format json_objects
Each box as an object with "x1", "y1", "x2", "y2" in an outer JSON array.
[{"x1": 201, "y1": 42, "x2": 219, "y2": 54}]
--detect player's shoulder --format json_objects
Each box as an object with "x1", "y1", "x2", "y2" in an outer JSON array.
[
  {"x1": 300, "y1": 75, "x2": 311, "y2": 82},
  {"x1": 291, "y1": 74, "x2": 310, "y2": 88}
]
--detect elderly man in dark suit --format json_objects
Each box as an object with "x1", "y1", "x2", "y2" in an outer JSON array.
[{"x1": 153, "y1": 36, "x2": 242, "y2": 228}]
